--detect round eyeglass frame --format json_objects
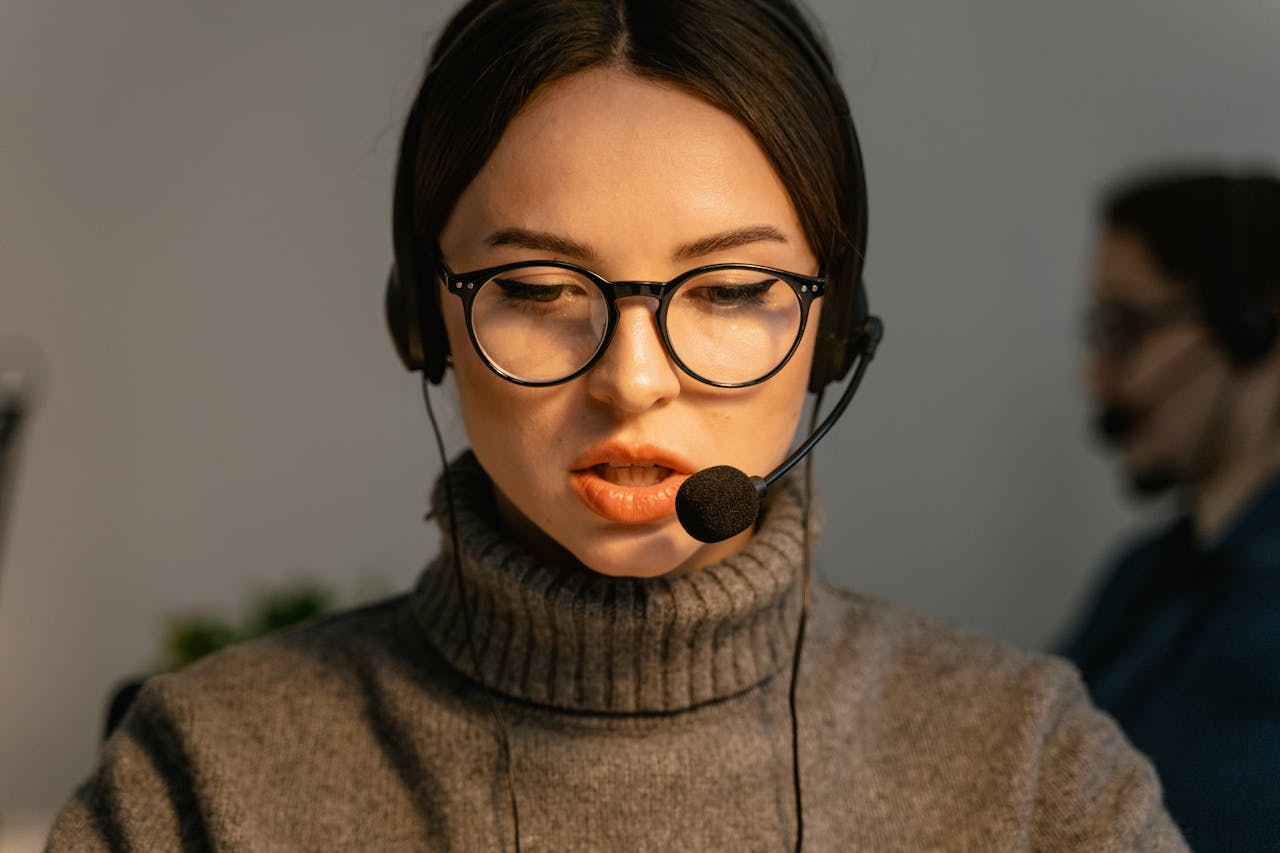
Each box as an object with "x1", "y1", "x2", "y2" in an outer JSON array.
[
  {"x1": 1082, "y1": 300, "x2": 1195, "y2": 362},
  {"x1": 437, "y1": 258, "x2": 827, "y2": 388}
]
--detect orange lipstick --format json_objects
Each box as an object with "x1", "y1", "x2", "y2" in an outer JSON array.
[{"x1": 569, "y1": 442, "x2": 694, "y2": 524}]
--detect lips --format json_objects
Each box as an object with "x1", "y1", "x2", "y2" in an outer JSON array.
[{"x1": 569, "y1": 442, "x2": 694, "y2": 524}]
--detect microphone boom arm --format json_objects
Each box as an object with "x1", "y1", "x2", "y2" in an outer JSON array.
[{"x1": 758, "y1": 316, "x2": 884, "y2": 494}]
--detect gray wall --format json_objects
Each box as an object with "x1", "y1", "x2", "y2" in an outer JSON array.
[{"x1": 2, "y1": 0, "x2": 1278, "y2": 840}]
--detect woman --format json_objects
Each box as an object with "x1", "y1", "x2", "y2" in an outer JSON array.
[{"x1": 49, "y1": 1, "x2": 1185, "y2": 849}]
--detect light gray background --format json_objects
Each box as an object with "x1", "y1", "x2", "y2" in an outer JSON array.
[{"x1": 2, "y1": 0, "x2": 1278, "y2": 842}]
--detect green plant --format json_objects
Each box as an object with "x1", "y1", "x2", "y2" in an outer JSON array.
[{"x1": 158, "y1": 581, "x2": 334, "y2": 671}]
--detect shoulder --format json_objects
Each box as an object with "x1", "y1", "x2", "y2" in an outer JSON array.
[
  {"x1": 1091, "y1": 520, "x2": 1182, "y2": 603},
  {"x1": 811, "y1": 580, "x2": 1079, "y2": 701},
  {"x1": 806, "y1": 583, "x2": 1185, "y2": 850},
  {"x1": 51, "y1": 597, "x2": 477, "y2": 849},
  {"x1": 806, "y1": 580, "x2": 1109, "y2": 756},
  {"x1": 128, "y1": 592, "x2": 441, "y2": 731},
  {"x1": 1056, "y1": 521, "x2": 1182, "y2": 659}
]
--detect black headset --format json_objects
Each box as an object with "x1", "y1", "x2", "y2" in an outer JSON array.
[
  {"x1": 385, "y1": 8, "x2": 872, "y2": 850},
  {"x1": 1213, "y1": 177, "x2": 1277, "y2": 368},
  {"x1": 385, "y1": 0, "x2": 873, "y2": 394}
]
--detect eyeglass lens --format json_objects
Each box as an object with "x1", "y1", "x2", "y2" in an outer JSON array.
[
  {"x1": 1084, "y1": 302, "x2": 1190, "y2": 359},
  {"x1": 469, "y1": 265, "x2": 803, "y2": 385}
]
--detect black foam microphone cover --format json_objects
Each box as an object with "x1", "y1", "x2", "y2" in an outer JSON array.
[
  {"x1": 1094, "y1": 406, "x2": 1140, "y2": 445},
  {"x1": 676, "y1": 465, "x2": 764, "y2": 543}
]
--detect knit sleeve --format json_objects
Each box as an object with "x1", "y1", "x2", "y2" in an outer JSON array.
[
  {"x1": 1030, "y1": 665, "x2": 1188, "y2": 852},
  {"x1": 45, "y1": 678, "x2": 211, "y2": 852}
]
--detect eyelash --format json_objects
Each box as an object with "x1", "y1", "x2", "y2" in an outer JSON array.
[
  {"x1": 494, "y1": 280, "x2": 567, "y2": 302},
  {"x1": 689, "y1": 280, "x2": 774, "y2": 307}
]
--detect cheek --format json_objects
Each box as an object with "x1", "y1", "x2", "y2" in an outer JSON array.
[
  {"x1": 441, "y1": 298, "x2": 523, "y2": 452},
  {"x1": 439, "y1": 287, "x2": 508, "y2": 415},
  {"x1": 720, "y1": 306, "x2": 821, "y2": 470},
  {"x1": 440, "y1": 295, "x2": 577, "y2": 497}
]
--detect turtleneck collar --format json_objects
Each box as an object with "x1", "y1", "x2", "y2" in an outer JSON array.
[{"x1": 410, "y1": 452, "x2": 806, "y2": 714}]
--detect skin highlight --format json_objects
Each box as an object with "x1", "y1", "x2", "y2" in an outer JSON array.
[{"x1": 437, "y1": 67, "x2": 822, "y2": 578}]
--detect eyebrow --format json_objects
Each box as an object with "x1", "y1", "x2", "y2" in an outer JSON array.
[
  {"x1": 672, "y1": 225, "x2": 789, "y2": 260},
  {"x1": 484, "y1": 224, "x2": 789, "y2": 264},
  {"x1": 486, "y1": 228, "x2": 600, "y2": 262}
]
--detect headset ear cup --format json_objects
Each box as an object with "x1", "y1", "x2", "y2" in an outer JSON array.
[
  {"x1": 807, "y1": 273, "x2": 868, "y2": 392},
  {"x1": 1229, "y1": 309, "x2": 1278, "y2": 367},
  {"x1": 386, "y1": 263, "x2": 451, "y2": 383},
  {"x1": 420, "y1": 266, "x2": 451, "y2": 384},
  {"x1": 1217, "y1": 179, "x2": 1279, "y2": 368},
  {"x1": 386, "y1": 264, "x2": 421, "y2": 372},
  {"x1": 387, "y1": 72, "x2": 450, "y2": 384}
]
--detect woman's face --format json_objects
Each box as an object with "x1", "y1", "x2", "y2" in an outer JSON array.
[{"x1": 437, "y1": 67, "x2": 822, "y2": 578}]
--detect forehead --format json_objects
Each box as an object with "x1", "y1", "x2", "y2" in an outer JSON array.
[
  {"x1": 439, "y1": 67, "x2": 807, "y2": 266},
  {"x1": 1092, "y1": 229, "x2": 1186, "y2": 305}
]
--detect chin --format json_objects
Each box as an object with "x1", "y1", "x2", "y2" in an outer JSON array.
[{"x1": 567, "y1": 523, "x2": 698, "y2": 578}]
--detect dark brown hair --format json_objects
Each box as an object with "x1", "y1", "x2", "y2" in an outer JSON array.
[
  {"x1": 408, "y1": 0, "x2": 856, "y2": 288},
  {"x1": 1102, "y1": 169, "x2": 1280, "y2": 364},
  {"x1": 387, "y1": 0, "x2": 870, "y2": 389}
]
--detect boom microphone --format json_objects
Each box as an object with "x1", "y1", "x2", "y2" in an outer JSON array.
[
  {"x1": 0, "y1": 334, "x2": 47, "y2": 586},
  {"x1": 1093, "y1": 337, "x2": 1215, "y2": 446},
  {"x1": 677, "y1": 318, "x2": 883, "y2": 543}
]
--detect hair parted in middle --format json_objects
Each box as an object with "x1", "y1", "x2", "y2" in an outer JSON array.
[{"x1": 389, "y1": 0, "x2": 868, "y2": 389}]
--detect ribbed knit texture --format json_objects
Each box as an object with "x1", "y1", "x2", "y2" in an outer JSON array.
[
  {"x1": 47, "y1": 453, "x2": 1188, "y2": 851},
  {"x1": 412, "y1": 453, "x2": 802, "y2": 714}
]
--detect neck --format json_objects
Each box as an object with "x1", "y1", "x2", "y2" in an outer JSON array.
[
  {"x1": 1189, "y1": 401, "x2": 1280, "y2": 541},
  {"x1": 414, "y1": 451, "x2": 807, "y2": 713}
]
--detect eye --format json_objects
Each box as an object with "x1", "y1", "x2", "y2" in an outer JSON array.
[
  {"x1": 1083, "y1": 301, "x2": 1193, "y2": 355},
  {"x1": 492, "y1": 278, "x2": 580, "y2": 303},
  {"x1": 688, "y1": 278, "x2": 777, "y2": 307}
]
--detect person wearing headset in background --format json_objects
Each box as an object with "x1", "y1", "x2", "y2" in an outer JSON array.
[
  {"x1": 1061, "y1": 170, "x2": 1280, "y2": 852},
  {"x1": 48, "y1": 1, "x2": 1186, "y2": 850}
]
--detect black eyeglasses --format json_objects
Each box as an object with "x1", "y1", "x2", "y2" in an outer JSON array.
[
  {"x1": 1083, "y1": 300, "x2": 1194, "y2": 360},
  {"x1": 438, "y1": 259, "x2": 826, "y2": 388}
]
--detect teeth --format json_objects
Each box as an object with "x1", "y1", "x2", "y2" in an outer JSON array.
[{"x1": 596, "y1": 463, "x2": 672, "y2": 486}]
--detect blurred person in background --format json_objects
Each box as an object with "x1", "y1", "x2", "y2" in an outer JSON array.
[{"x1": 1062, "y1": 169, "x2": 1280, "y2": 852}]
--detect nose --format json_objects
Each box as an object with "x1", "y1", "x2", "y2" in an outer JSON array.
[{"x1": 585, "y1": 297, "x2": 682, "y2": 414}]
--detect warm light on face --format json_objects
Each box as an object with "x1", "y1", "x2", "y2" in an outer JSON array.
[{"x1": 436, "y1": 68, "x2": 821, "y2": 577}]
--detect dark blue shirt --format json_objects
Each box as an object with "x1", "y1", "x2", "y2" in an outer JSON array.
[{"x1": 1061, "y1": 476, "x2": 1280, "y2": 852}]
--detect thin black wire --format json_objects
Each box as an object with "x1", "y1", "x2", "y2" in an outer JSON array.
[
  {"x1": 0, "y1": 399, "x2": 23, "y2": 591},
  {"x1": 790, "y1": 386, "x2": 824, "y2": 853},
  {"x1": 424, "y1": 369, "x2": 838, "y2": 852},
  {"x1": 421, "y1": 376, "x2": 523, "y2": 853}
]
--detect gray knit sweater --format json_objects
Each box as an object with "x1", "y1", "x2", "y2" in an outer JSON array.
[{"x1": 48, "y1": 454, "x2": 1187, "y2": 851}]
